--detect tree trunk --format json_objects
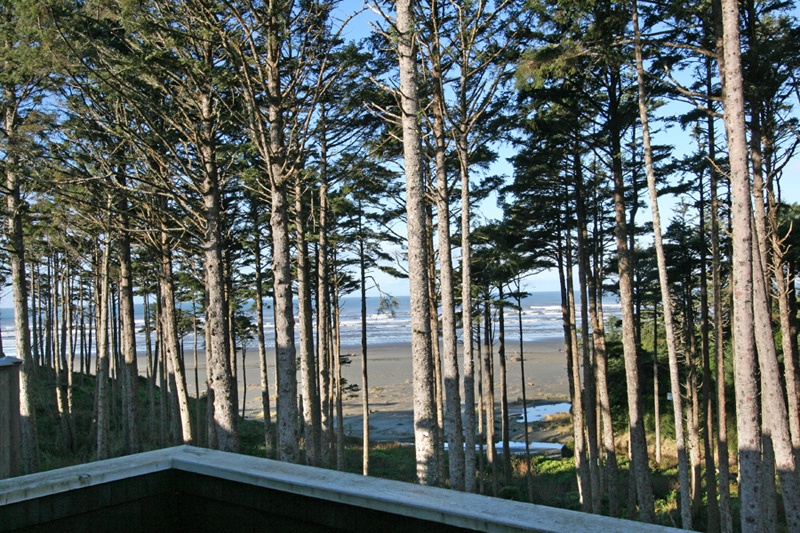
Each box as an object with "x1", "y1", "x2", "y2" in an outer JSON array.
[
  {"x1": 158, "y1": 232, "x2": 193, "y2": 445},
  {"x1": 271, "y1": 178, "x2": 299, "y2": 463},
  {"x1": 685, "y1": 308, "x2": 702, "y2": 519},
  {"x1": 54, "y1": 261, "x2": 74, "y2": 452},
  {"x1": 332, "y1": 287, "x2": 346, "y2": 471},
  {"x1": 632, "y1": 5, "x2": 691, "y2": 524},
  {"x1": 430, "y1": 59, "x2": 465, "y2": 489},
  {"x1": 590, "y1": 270, "x2": 619, "y2": 516},
  {"x1": 251, "y1": 200, "x2": 274, "y2": 457},
  {"x1": 427, "y1": 205, "x2": 446, "y2": 484},
  {"x1": 697, "y1": 142, "x2": 720, "y2": 533},
  {"x1": 5, "y1": 160, "x2": 39, "y2": 473},
  {"x1": 652, "y1": 308, "x2": 661, "y2": 465},
  {"x1": 574, "y1": 150, "x2": 601, "y2": 514},
  {"x1": 719, "y1": 0, "x2": 765, "y2": 525},
  {"x1": 751, "y1": 219, "x2": 800, "y2": 530},
  {"x1": 476, "y1": 318, "x2": 485, "y2": 495},
  {"x1": 482, "y1": 297, "x2": 498, "y2": 496},
  {"x1": 561, "y1": 232, "x2": 590, "y2": 512},
  {"x1": 358, "y1": 217, "x2": 370, "y2": 476},
  {"x1": 514, "y1": 282, "x2": 535, "y2": 502},
  {"x1": 95, "y1": 237, "x2": 112, "y2": 460},
  {"x1": 294, "y1": 180, "x2": 319, "y2": 465},
  {"x1": 198, "y1": 88, "x2": 239, "y2": 453},
  {"x1": 397, "y1": 0, "x2": 438, "y2": 486},
  {"x1": 497, "y1": 285, "x2": 511, "y2": 484},
  {"x1": 610, "y1": 67, "x2": 655, "y2": 520},
  {"x1": 707, "y1": 21, "x2": 732, "y2": 526},
  {"x1": 459, "y1": 141, "x2": 477, "y2": 492},
  {"x1": 117, "y1": 191, "x2": 140, "y2": 455},
  {"x1": 264, "y1": 4, "x2": 299, "y2": 461},
  {"x1": 318, "y1": 179, "x2": 333, "y2": 468}
]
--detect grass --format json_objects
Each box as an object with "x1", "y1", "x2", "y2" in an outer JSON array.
[{"x1": 28, "y1": 368, "x2": 753, "y2": 531}]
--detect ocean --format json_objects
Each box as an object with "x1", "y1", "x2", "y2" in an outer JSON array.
[{"x1": 0, "y1": 291, "x2": 622, "y2": 357}]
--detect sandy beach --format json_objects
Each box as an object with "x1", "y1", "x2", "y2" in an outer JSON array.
[{"x1": 145, "y1": 337, "x2": 572, "y2": 445}]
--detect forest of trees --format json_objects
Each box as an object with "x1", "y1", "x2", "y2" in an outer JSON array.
[{"x1": 2, "y1": 0, "x2": 800, "y2": 530}]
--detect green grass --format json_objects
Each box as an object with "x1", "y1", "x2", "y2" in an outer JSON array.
[{"x1": 29, "y1": 369, "x2": 754, "y2": 530}]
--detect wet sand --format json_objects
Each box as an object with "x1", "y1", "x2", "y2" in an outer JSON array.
[{"x1": 142, "y1": 337, "x2": 572, "y2": 445}]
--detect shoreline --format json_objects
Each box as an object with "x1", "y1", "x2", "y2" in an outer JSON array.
[{"x1": 138, "y1": 336, "x2": 572, "y2": 445}]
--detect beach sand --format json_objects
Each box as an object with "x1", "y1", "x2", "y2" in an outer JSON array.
[{"x1": 149, "y1": 337, "x2": 572, "y2": 446}]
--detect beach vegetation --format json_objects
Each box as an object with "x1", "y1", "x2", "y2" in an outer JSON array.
[{"x1": 1, "y1": 0, "x2": 799, "y2": 529}]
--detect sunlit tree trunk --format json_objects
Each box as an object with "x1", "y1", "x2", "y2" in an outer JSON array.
[
  {"x1": 265, "y1": 3, "x2": 299, "y2": 462},
  {"x1": 751, "y1": 217, "x2": 800, "y2": 530},
  {"x1": 574, "y1": 150, "x2": 601, "y2": 514},
  {"x1": 632, "y1": 6, "x2": 691, "y2": 523},
  {"x1": 397, "y1": 0, "x2": 438, "y2": 486},
  {"x1": 158, "y1": 228, "x2": 193, "y2": 445},
  {"x1": 295, "y1": 179, "x2": 319, "y2": 466},
  {"x1": 610, "y1": 66, "x2": 655, "y2": 520},
  {"x1": 719, "y1": 0, "x2": 765, "y2": 525},
  {"x1": 426, "y1": 205, "x2": 445, "y2": 483},
  {"x1": 587, "y1": 191, "x2": 619, "y2": 517},
  {"x1": 561, "y1": 228, "x2": 590, "y2": 512},
  {"x1": 358, "y1": 217, "x2": 370, "y2": 475},
  {"x1": 431, "y1": 68, "x2": 464, "y2": 487},
  {"x1": 459, "y1": 134, "x2": 477, "y2": 494},
  {"x1": 5, "y1": 154, "x2": 39, "y2": 473},
  {"x1": 482, "y1": 297, "x2": 497, "y2": 496},
  {"x1": 706, "y1": 17, "x2": 733, "y2": 525}
]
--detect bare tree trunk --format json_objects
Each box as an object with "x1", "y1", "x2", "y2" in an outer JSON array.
[
  {"x1": 611, "y1": 98, "x2": 655, "y2": 522},
  {"x1": 432, "y1": 79, "x2": 465, "y2": 486},
  {"x1": 95, "y1": 236, "x2": 112, "y2": 460},
  {"x1": 117, "y1": 192, "x2": 140, "y2": 455},
  {"x1": 192, "y1": 300, "x2": 202, "y2": 447},
  {"x1": 652, "y1": 308, "x2": 661, "y2": 465},
  {"x1": 590, "y1": 271, "x2": 619, "y2": 517},
  {"x1": 358, "y1": 221, "x2": 370, "y2": 476},
  {"x1": 632, "y1": 7, "x2": 690, "y2": 522},
  {"x1": 685, "y1": 310, "x2": 702, "y2": 519},
  {"x1": 497, "y1": 286, "x2": 511, "y2": 485},
  {"x1": 698, "y1": 155, "x2": 720, "y2": 533},
  {"x1": 574, "y1": 151, "x2": 601, "y2": 514},
  {"x1": 459, "y1": 138, "x2": 477, "y2": 493},
  {"x1": 159, "y1": 234, "x2": 193, "y2": 445},
  {"x1": 751, "y1": 219, "x2": 800, "y2": 529},
  {"x1": 397, "y1": 0, "x2": 438, "y2": 486},
  {"x1": 332, "y1": 288, "x2": 345, "y2": 471},
  {"x1": 251, "y1": 201, "x2": 274, "y2": 457},
  {"x1": 318, "y1": 181, "x2": 333, "y2": 468},
  {"x1": 198, "y1": 88, "x2": 239, "y2": 453},
  {"x1": 561, "y1": 234, "x2": 590, "y2": 512},
  {"x1": 482, "y1": 298, "x2": 497, "y2": 496},
  {"x1": 54, "y1": 262, "x2": 74, "y2": 452},
  {"x1": 294, "y1": 181, "x2": 318, "y2": 465},
  {"x1": 719, "y1": 0, "x2": 766, "y2": 525},
  {"x1": 514, "y1": 281, "x2": 535, "y2": 502},
  {"x1": 271, "y1": 178, "x2": 299, "y2": 463},
  {"x1": 5, "y1": 160, "x2": 39, "y2": 473},
  {"x1": 773, "y1": 250, "x2": 800, "y2": 450},
  {"x1": 427, "y1": 206, "x2": 445, "y2": 484},
  {"x1": 264, "y1": 13, "x2": 299, "y2": 462},
  {"x1": 706, "y1": 29, "x2": 733, "y2": 528},
  {"x1": 476, "y1": 318, "x2": 485, "y2": 495}
]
